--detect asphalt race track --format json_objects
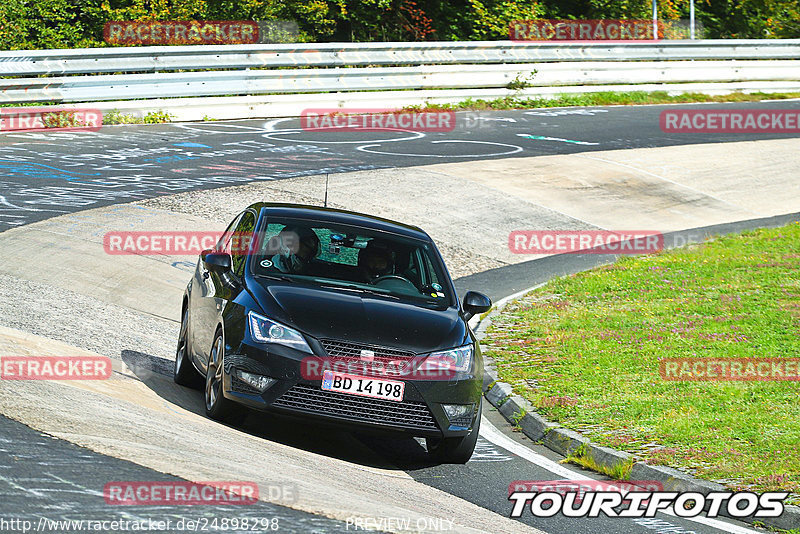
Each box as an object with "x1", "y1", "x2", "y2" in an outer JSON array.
[
  {"x1": 0, "y1": 415, "x2": 352, "y2": 533},
  {"x1": 2, "y1": 101, "x2": 799, "y2": 231},
  {"x1": 1, "y1": 101, "x2": 799, "y2": 533}
]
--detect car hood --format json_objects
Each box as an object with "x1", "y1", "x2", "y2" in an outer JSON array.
[{"x1": 249, "y1": 279, "x2": 466, "y2": 354}]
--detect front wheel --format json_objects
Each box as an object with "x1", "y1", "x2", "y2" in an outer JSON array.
[
  {"x1": 204, "y1": 331, "x2": 245, "y2": 425},
  {"x1": 174, "y1": 308, "x2": 203, "y2": 389},
  {"x1": 426, "y1": 400, "x2": 482, "y2": 464}
]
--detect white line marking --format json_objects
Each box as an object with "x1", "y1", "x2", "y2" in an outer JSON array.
[
  {"x1": 469, "y1": 283, "x2": 546, "y2": 330},
  {"x1": 262, "y1": 118, "x2": 294, "y2": 132},
  {"x1": 518, "y1": 133, "x2": 599, "y2": 145},
  {"x1": 492, "y1": 283, "x2": 548, "y2": 312},
  {"x1": 478, "y1": 417, "x2": 578, "y2": 478},
  {"x1": 525, "y1": 109, "x2": 608, "y2": 117},
  {"x1": 479, "y1": 418, "x2": 761, "y2": 533},
  {"x1": 170, "y1": 123, "x2": 276, "y2": 135},
  {"x1": 660, "y1": 506, "x2": 761, "y2": 534},
  {"x1": 474, "y1": 117, "x2": 518, "y2": 123},
  {"x1": 0, "y1": 473, "x2": 48, "y2": 498},
  {"x1": 45, "y1": 472, "x2": 105, "y2": 496},
  {"x1": 265, "y1": 129, "x2": 426, "y2": 144},
  {"x1": 357, "y1": 140, "x2": 523, "y2": 157}
]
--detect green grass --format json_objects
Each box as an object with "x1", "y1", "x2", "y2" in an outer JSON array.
[
  {"x1": 0, "y1": 101, "x2": 63, "y2": 108},
  {"x1": 4, "y1": 90, "x2": 798, "y2": 125},
  {"x1": 484, "y1": 223, "x2": 800, "y2": 504},
  {"x1": 754, "y1": 521, "x2": 800, "y2": 534},
  {"x1": 402, "y1": 90, "x2": 800, "y2": 112},
  {"x1": 102, "y1": 109, "x2": 174, "y2": 125},
  {"x1": 565, "y1": 443, "x2": 635, "y2": 480}
]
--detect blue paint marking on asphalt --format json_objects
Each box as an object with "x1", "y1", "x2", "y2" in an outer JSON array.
[
  {"x1": 142, "y1": 154, "x2": 199, "y2": 163},
  {"x1": 172, "y1": 142, "x2": 212, "y2": 148},
  {"x1": 171, "y1": 261, "x2": 196, "y2": 271},
  {"x1": 0, "y1": 160, "x2": 102, "y2": 180}
]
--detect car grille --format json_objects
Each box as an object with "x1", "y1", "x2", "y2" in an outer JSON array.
[
  {"x1": 320, "y1": 339, "x2": 415, "y2": 377},
  {"x1": 272, "y1": 383, "x2": 439, "y2": 431}
]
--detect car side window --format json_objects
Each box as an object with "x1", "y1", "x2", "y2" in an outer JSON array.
[
  {"x1": 402, "y1": 249, "x2": 422, "y2": 288},
  {"x1": 231, "y1": 211, "x2": 256, "y2": 276},
  {"x1": 216, "y1": 213, "x2": 243, "y2": 254},
  {"x1": 421, "y1": 248, "x2": 442, "y2": 287}
]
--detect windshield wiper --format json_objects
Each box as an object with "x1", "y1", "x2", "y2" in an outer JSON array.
[
  {"x1": 311, "y1": 279, "x2": 399, "y2": 299},
  {"x1": 254, "y1": 273, "x2": 295, "y2": 283}
]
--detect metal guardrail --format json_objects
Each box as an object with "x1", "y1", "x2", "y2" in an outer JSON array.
[
  {"x1": 1, "y1": 40, "x2": 800, "y2": 76},
  {"x1": 3, "y1": 61, "x2": 799, "y2": 103},
  {"x1": 0, "y1": 40, "x2": 798, "y2": 104}
]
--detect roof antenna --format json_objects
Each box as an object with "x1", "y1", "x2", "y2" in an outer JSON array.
[{"x1": 323, "y1": 173, "x2": 329, "y2": 208}]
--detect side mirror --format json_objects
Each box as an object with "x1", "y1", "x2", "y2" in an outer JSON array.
[
  {"x1": 463, "y1": 291, "x2": 492, "y2": 321},
  {"x1": 202, "y1": 251, "x2": 232, "y2": 274}
]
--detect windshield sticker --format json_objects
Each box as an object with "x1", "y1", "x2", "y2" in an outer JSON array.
[{"x1": 260, "y1": 259, "x2": 273, "y2": 268}]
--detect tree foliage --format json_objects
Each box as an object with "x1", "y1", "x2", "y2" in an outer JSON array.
[{"x1": 0, "y1": 0, "x2": 797, "y2": 50}]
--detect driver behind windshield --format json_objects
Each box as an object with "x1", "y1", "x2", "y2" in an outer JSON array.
[
  {"x1": 358, "y1": 242, "x2": 395, "y2": 283},
  {"x1": 271, "y1": 226, "x2": 320, "y2": 274}
]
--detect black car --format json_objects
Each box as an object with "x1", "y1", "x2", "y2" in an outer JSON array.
[{"x1": 174, "y1": 203, "x2": 492, "y2": 463}]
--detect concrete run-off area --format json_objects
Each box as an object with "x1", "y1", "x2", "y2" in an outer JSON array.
[{"x1": 0, "y1": 136, "x2": 798, "y2": 532}]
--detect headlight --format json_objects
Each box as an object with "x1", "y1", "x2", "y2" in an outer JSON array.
[
  {"x1": 248, "y1": 311, "x2": 312, "y2": 354},
  {"x1": 422, "y1": 344, "x2": 474, "y2": 373}
]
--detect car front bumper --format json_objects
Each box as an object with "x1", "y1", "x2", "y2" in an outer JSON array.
[{"x1": 222, "y1": 340, "x2": 483, "y2": 439}]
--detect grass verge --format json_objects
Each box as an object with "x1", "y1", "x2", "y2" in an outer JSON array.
[
  {"x1": 3, "y1": 90, "x2": 798, "y2": 125},
  {"x1": 102, "y1": 109, "x2": 175, "y2": 125},
  {"x1": 564, "y1": 443, "x2": 635, "y2": 480},
  {"x1": 484, "y1": 223, "x2": 800, "y2": 505},
  {"x1": 402, "y1": 90, "x2": 800, "y2": 112}
]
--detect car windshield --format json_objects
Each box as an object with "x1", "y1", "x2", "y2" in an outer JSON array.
[{"x1": 248, "y1": 216, "x2": 452, "y2": 306}]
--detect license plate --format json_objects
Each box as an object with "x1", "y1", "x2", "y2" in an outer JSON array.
[{"x1": 321, "y1": 370, "x2": 404, "y2": 402}]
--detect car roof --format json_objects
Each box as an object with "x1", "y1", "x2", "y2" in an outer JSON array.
[{"x1": 250, "y1": 203, "x2": 431, "y2": 241}]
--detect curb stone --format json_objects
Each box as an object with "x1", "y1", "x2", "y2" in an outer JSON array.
[
  {"x1": 542, "y1": 427, "x2": 589, "y2": 458},
  {"x1": 588, "y1": 445, "x2": 634, "y2": 474},
  {"x1": 497, "y1": 394, "x2": 527, "y2": 421},
  {"x1": 485, "y1": 382, "x2": 513, "y2": 407},
  {"x1": 629, "y1": 463, "x2": 727, "y2": 494},
  {"x1": 473, "y1": 295, "x2": 800, "y2": 531},
  {"x1": 518, "y1": 410, "x2": 559, "y2": 442}
]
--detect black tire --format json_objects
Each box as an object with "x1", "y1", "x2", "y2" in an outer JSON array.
[
  {"x1": 426, "y1": 400, "x2": 482, "y2": 464},
  {"x1": 174, "y1": 308, "x2": 203, "y2": 389},
  {"x1": 204, "y1": 330, "x2": 246, "y2": 425}
]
